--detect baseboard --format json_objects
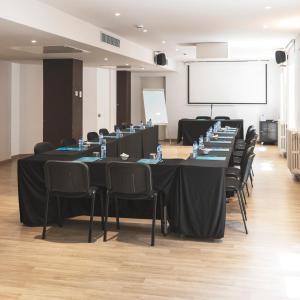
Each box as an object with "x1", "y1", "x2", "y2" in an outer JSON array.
[{"x1": 0, "y1": 154, "x2": 31, "y2": 164}]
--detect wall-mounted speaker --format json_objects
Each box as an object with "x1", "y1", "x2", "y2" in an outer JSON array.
[
  {"x1": 275, "y1": 50, "x2": 287, "y2": 64},
  {"x1": 154, "y1": 53, "x2": 167, "y2": 66}
]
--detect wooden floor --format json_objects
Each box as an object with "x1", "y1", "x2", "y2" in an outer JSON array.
[{"x1": 1, "y1": 145, "x2": 300, "y2": 299}]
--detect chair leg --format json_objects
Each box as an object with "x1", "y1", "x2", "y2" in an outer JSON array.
[
  {"x1": 159, "y1": 194, "x2": 166, "y2": 235},
  {"x1": 245, "y1": 182, "x2": 250, "y2": 197},
  {"x1": 237, "y1": 190, "x2": 248, "y2": 234},
  {"x1": 238, "y1": 190, "x2": 247, "y2": 221},
  {"x1": 249, "y1": 173, "x2": 253, "y2": 187},
  {"x1": 42, "y1": 193, "x2": 50, "y2": 239},
  {"x1": 115, "y1": 196, "x2": 120, "y2": 230},
  {"x1": 100, "y1": 191, "x2": 104, "y2": 230},
  {"x1": 251, "y1": 167, "x2": 254, "y2": 177},
  {"x1": 151, "y1": 194, "x2": 157, "y2": 246},
  {"x1": 242, "y1": 189, "x2": 247, "y2": 206},
  {"x1": 56, "y1": 196, "x2": 63, "y2": 227},
  {"x1": 103, "y1": 192, "x2": 110, "y2": 242},
  {"x1": 88, "y1": 192, "x2": 96, "y2": 243}
]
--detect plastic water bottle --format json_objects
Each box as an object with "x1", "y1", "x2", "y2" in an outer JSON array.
[
  {"x1": 198, "y1": 135, "x2": 204, "y2": 149},
  {"x1": 148, "y1": 118, "x2": 153, "y2": 127},
  {"x1": 116, "y1": 127, "x2": 121, "y2": 138},
  {"x1": 205, "y1": 132, "x2": 210, "y2": 142},
  {"x1": 140, "y1": 120, "x2": 145, "y2": 129},
  {"x1": 101, "y1": 139, "x2": 107, "y2": 159},
  {"x1": 130, "y1": 124, "x2": 135, "y2": 133},
  {"x1": 192, "y1": 141, "x2": 198, "y2": 158},
  {"x1": 99, "y1": 133, "x2": 103, "y2": 145},
  {"x1": 156, "y1": 144, "x2": 162, "y2": 161},
  {"x1": 78, "y1": 138, "x2": 83, "y2": 150}
]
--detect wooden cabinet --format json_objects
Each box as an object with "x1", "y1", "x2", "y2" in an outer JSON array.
[
  {"x1": 43, "y1": 59, "x2": 83, "y2": 147},
  {"x1": 259, "y1": 120, "x2": 278, "y2": 144}
]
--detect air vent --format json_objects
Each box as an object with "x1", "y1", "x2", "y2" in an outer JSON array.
[
  {"x1": 43, "y1": 46, "x2": 85, "y2": 54},
  {"x1": 101, "y1": 32, "x2": 120, "y2": 48}
]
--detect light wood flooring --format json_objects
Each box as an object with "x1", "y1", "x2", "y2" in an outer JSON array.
[{"x1": 0, "y1": 144, "x2": 300, "y2": 299}]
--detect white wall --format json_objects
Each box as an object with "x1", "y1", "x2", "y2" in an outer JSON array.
[
  {"x1": 132, "y1": 61, "x2": 281, "y2": 139},
  {"x1": 0, "y1": 61, "x2": 11, "y2": 161}
]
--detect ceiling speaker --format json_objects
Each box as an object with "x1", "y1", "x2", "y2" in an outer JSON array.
[
  {"x1": 275, "y1": 50, "x2": 287, "y2": 64},
  {"x1": 154, "y1": 53, "x2": 167, "y2": 66}
]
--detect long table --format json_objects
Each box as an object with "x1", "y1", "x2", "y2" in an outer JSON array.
[
  {"x1": 177, "y1": 119, "x2": 244, "y2": 145},
  {"x1": 18, "y1": 127, "x2": 237, "y2": 239}
]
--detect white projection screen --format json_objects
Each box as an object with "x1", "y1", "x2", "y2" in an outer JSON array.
[{"x1": 188, "y1": 61, "x2": 268, "y2": 104}]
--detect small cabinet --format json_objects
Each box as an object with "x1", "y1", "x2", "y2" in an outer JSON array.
[{"x1": 259, "y1": 120, "x2": 278, "y2": 144}]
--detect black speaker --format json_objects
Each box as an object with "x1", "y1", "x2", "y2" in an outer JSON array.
[
  {"x1": 154, "y1": 53, "x2": 167, "y2": 66},
  {"x1": 275, "y1": 50, "x2": 287, "y2": 64}
]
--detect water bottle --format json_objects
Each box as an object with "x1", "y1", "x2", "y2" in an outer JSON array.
[
  {"x1": 78, "y1": 138, "x2": 83, "y2": 150},
  {"x1": 99, "y1": 133, "x2": 103, "y2": 145},
  {"x1": 101, "y1": 139, "x2": 107, "y2": 159},
  {"x1": 130, "y1": 124, "x2": 135, "y2": 133},
  {"x1": 148, "y1": 118, "x2": 152, "y2": 127},
  {"x1": 116, "y1": 127, "x2": 121, "y2": 138},
  {"x1": 140, "y1": 120, "x2": 145, "y2": 129},
  {"x1": 192, "y1": 141, "x2": 198, "y2": 158},
  {"x1": 205, "y1": 131, "x2": 210, "y2": 142},
  {"x1": 156, "y1": 144, "x2": 162, "y2": 161},
  {"x1": 198, "y1": 135, "x2": 204, "y2": 149}
]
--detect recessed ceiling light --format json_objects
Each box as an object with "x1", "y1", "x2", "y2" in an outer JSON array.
[
  {"x1": 114, "y1": 12, "x2": 121, "y2": 17},
  {"x1": 125, "y1": 63, "x2": 129, "y2": 66},
  {"x1": 162, "y1": 40, "x2": 166, "y2": 44},
  {"x1": 175, "y1": 48, "x2": 179, "y2": 52},
  {"x1": 31, "y1": 40, "x2": 37, "y2": 44},
  {"x1": 265, "y1": 6, "x2": 272, "y2": 10},
  {"x1": 143, "y1": 29, "x2": 148, "y2": 33},
  {"x1": 104, "y1": 57, "x2": 108, "y2": 61},
  {"x1": 263, "y1": 24, "x2": 269, "y2": 29}
]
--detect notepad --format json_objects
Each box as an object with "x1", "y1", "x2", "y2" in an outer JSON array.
[
  {"x1": 137, "y1": 158, "x2": 160, "y2": 165},
  {"x1": 56, "y1": 147, "x2": 81, "y2": 151},
  {"x1": 207, "y1": 148, "x2": 230, "y2": 152},
  {"x1": 196, "y1": 156, "x2": 226, "y2": 161},
  {"x1": 75, "y1": 157, "x2": 100, "y2": 162}
]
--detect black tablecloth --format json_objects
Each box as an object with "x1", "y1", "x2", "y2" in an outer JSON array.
[
  {"x1": 18, "y1": 129, "x2": 237, "y2": 239},
  {"x1": 177, "y1": 119, "x2": 244, "y2": 145}
]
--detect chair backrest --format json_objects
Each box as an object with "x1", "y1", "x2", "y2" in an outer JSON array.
[
  {"x1": 60, "y1": 138, "x2": 76, "y2": 147},
  {"x1": 99, "y1": 128, "x2": 109, "y2": 136},
  {"x1": 34, "y1": 142, "x2": 54, "y2": 154},
  {"x1": 215, "y1": 116, "x2": 230, "y2": 120},
  {"x1": 106, "y1": 162, "x2": 153, "y2": 197},
  {"x1": 196, "y1": 116, "x2": 211, "y2": 120},
  {"x1": 241, "y1": 146, "x2": 255, "y2": 174},
  {"x1": 87, "y1": 132, "x2": 99, "y2": 141},
  {"x1": 44, "y1": 161, "x2": 90, "y2": 194},
  {"x1": 245, "y1": 127, "x2": 256, "y2": 141},
  {"x1": 246, "y1": 125, "x2": 254, "y2": 136},
  {"x1": 241, "y1": 154, "x2": 255, "y2": 185}
]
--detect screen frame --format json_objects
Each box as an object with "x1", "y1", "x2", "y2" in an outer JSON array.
[{"x1": 187, "y1": 61, "x2": 268, "y2": 105}]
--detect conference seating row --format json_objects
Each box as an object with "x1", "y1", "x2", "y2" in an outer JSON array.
[{"x1": 225, "y1": 125, "x2": 258, "y2": 234}]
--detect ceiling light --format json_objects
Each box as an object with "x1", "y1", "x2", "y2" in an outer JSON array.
[
  {"x1": 265, "y1": 6, "x2": 272, "y2": 10},
  {"x1": 114, "y1": 12, "x2": 121, "y2": 17},
  {"x1": 125, "y1": 63, "x2": 129, "y2": 66},
  {"x1": 162, "y1": 40, "x2": 166, "y2": 44},
  {"x1": 31, "y1": 40, "x2": 37, "y2": 44},
  {"x1": 143, "y1": 29, "x2": 148, "y2": 33},
  {"x1": 263, "y1": 24, "x2": 269, "y2": 29},
  {"x1": 104, "y1": 57, "x2": 108, "y2": 61},
  {"x1": 175, "y1": 48, "x2": 179, "y2": 52}
]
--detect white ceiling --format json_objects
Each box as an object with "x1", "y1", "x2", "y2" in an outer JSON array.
[{"x1": 38, "y1": 0, "x2": 300, "y2": 59}]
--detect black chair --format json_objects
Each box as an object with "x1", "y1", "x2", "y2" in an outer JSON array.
[
  {"x1": 214, "y1": 116, "x2": 230, "y2": 120},
  {"x1": 42, "y1": 161, "x2": 102, "y2": 243},
  {"x1": 196, "y1": 116, "x2": 211, "y2": 120},
  {"x1": 34, "y1": 142, "x2": 54, "y2": 154},
  {"x1": 99, "y1": 128, "x2": 109, "y2": 136},
  {"x1": 225, "y1": 154, "x2": 255, "y2": 234},
  {"x1": 104, "y1": 162, "x2": 163, "y2": 246},
  {"x1": 87, "y1": 132, "x2": 99, "y2": 141},
  {"x1": 60, "y1": 138, "x2": 76, "y2": 147}
]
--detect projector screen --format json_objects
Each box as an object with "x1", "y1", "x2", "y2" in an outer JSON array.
[{"x1": 188, "y1": 61, "x2": 268, "y2": 104}]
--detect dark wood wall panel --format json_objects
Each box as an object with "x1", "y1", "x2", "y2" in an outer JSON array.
[
  {"x1": 43, "y1": 59, "x2": 82, "y2": 147},
  {"x1": 117, "y1": 71, "x2": 131, "y2": 125}
]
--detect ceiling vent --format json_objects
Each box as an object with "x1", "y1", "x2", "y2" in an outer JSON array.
[
  {"x1": 196, "y1": 42, "x2": 228, "y2": 59},
  {"x1": 101, "y1": 32, "x2": 120, "y2": 48},
  {"x1": 43, "y1": 46, "x2": 85, "y2": 54}
]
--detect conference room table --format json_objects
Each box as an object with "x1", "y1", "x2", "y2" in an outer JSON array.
[
  {"x1": 177, "y1": 119, "x2": 244, "y2": 145},
  {"x1": 18, "y1": 126, "x2": 237, "y2": 239}
]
